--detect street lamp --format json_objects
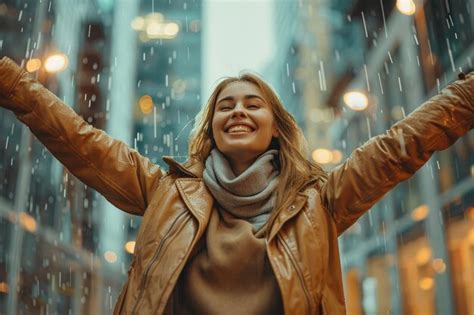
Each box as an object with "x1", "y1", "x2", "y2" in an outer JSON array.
[
  {"x1": 44, "y1": 53, "x2": 68, "y2": 73},
  {"x1": 343, "y1": 91, "x2": 369, "y2": 111},
  {"x1": 124, "y1": 241, "x2": 136, "y2": 254},
  {"x1": 25, "y1": 58, "x2": 42, "y2": 72},
  {"x1": 104, "y1": 250, "x2": 118, "y2": 263},
  {"x1": 132, "y1": 12, "x2": 180, "y2": 41},
  {"x1": 396, "y1": 0, "x2": 416, "y2": 16},
  {"x1": 139, "y1": 95, "x2": 154, "y2": 114},
  {"x1": 411, "y1": 204, "x2": 429, "y2": 221},
  {"x1": 312, "y1": 148, "x2": 333, "y2": 164}
]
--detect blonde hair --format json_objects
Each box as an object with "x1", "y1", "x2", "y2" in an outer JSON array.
[{"x1": 188, "y1": 73, "x2": 328, "y2": 216}]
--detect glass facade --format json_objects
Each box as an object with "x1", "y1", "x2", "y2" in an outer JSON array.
[
  {"x1": 0, "y1": 0, "x2": 473, "y2": 314},
  {"x1": 134, "y1": 0, "x2": 202, "y2": 164},
  {"x1": 417, "y1": 0, "x2": 473, "y2": 92},
  {"x1": 0, "y1": 0, "x2": 202, "y2": 313},
  {"x1": 335, "y1": 1, "x2": 474, "y2": 314}
]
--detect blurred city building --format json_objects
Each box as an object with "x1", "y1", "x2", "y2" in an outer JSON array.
[
  {"x1": 272, "y1": 0, "x2": 474, "y2": 314},
  {"x1": 265, "y1": 0, "x2": 304, "y2": 126},
  {"x1": 1, "y1": 0, "x2": 474, "y2": 314},
  {"x1": 0, "y1": 0, "x2": 202, "y2": 314}
]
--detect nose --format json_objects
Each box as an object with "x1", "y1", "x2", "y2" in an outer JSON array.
[{"x1": 231, "y1": 101, "x2": 247, "y2": 118}]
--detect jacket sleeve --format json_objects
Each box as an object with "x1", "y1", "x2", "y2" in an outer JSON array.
[
  {"x1": 0, "y1": 57, "x2": 163, "y2": 215},
  {"x1": 320, "y1": 71, "x2": 474, "y2": 235}
]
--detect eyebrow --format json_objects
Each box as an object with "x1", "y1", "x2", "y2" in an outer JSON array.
[{"x1": 216, "y1": 94, "x2": 265, "y2": 104}]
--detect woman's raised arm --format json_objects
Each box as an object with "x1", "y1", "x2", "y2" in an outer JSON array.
[
  {"x1": 320, "y1": 71, "x2": 474, "y2": 235},
  {"x1": 0, "y1": 57, "x2": 164, "y2": 216}
]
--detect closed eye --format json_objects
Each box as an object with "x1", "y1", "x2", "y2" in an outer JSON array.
[{"x1": 219, "y1": 106, "x2": 232, "y2": 111}]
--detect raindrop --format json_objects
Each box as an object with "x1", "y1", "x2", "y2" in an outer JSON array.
[
  {"x1": 378, "y1": 72, "x2": 384, "y2": 94},
  {"x1": 318, "y1": 71, "x2": 324, "y2": 91},
  {"x1": 361, "y1": 11, "x2": 368, "y2": 38},
  {"x1": 153, "y1": 107, "x2": 157, "y2": 138},
  {"x1": 413, "y1": 33, "x2": 419, "y2": 46},
  {"x1": 380, "y1": 0, "x2": 388, "y2": 38},
  {"x1": 319, "y1": 61, "x2": 327, "y2": 91},
  {"x1": 366, "y1": 117, "x2": 372, "y2": 139},
  {"x1": 446, "y1": 38, "x2": 456, "y2": 72},
  {"x1": 396, "y1": 128, "x2": 407, "y2": 157},
  {"x1": 448, "y1": 15, "x2": 454, "y2": 27},
  {"x1": 364, "y1": 64, "x2": 370, "y2": 92},
  {"x1": 387, "y1": 50, "x2": 393, "y2": 64}
]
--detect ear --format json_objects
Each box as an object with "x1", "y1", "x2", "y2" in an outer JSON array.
[{"x1": 272, "y1": 123, "x2": 279, "y2": 138}]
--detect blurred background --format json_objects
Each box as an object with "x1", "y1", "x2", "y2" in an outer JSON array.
[{"x1": 0, "y1": 0, "x2": 473, "y2": 314}]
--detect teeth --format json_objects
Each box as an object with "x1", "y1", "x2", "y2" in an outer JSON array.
[{"x1": 227, "y1": 125, "x2": 253, "y2": 133}]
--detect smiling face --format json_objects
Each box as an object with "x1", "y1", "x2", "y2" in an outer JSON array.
[{"x1": 211, "y1": 81, "x2": 279, "y2": 166}]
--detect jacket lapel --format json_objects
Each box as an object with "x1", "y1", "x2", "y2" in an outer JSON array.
[
  {"x1": 163, "y1": 156, "x2": 213, "y2": 233},
  {"x1": 267, "y1": 193, "x2": 308, "y2": 242},
  {"x1": 175, "y1": 178, "x2": 214, "y2": 233}
]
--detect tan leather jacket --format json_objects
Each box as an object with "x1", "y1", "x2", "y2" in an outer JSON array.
[{"x1": 1, "y1": 56, "x2": 473, "y2": 314}]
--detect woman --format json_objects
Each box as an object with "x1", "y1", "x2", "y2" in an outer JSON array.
[{"x1": 0, "y1": 56, "x2": 473, "y2": 314}]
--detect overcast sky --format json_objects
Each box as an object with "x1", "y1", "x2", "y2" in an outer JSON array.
[{"x1": 201, "y1": 0, "x2": 276, "y2": 102}]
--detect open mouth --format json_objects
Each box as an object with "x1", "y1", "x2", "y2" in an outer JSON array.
[{"x1": 225, "y1": 124, "x2": 256, "y2": 133}]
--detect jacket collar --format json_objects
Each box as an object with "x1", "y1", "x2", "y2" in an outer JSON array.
[
  {"x1": 162, "y1": 156, "x2": 203, "y2": 178},
  {"x1": 163, "y1": 155, "x2": 310, "y2": 241}
]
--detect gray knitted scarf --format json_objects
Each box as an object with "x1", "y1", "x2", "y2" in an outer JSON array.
[{"x1": 203, "y1": 148, "x2": 280, "y2": 231}]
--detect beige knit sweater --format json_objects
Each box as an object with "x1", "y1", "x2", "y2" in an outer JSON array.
[{"x1": 168, "y1": 205, "x2": 283, "y2": 315}]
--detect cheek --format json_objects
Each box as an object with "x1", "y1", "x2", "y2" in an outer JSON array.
[
  {"x1": 210, "y1": 116, "x2": 223, "y2": 145},
  {"x1": 211, "y1": 116, "x2": 220, "y2": 136}
]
